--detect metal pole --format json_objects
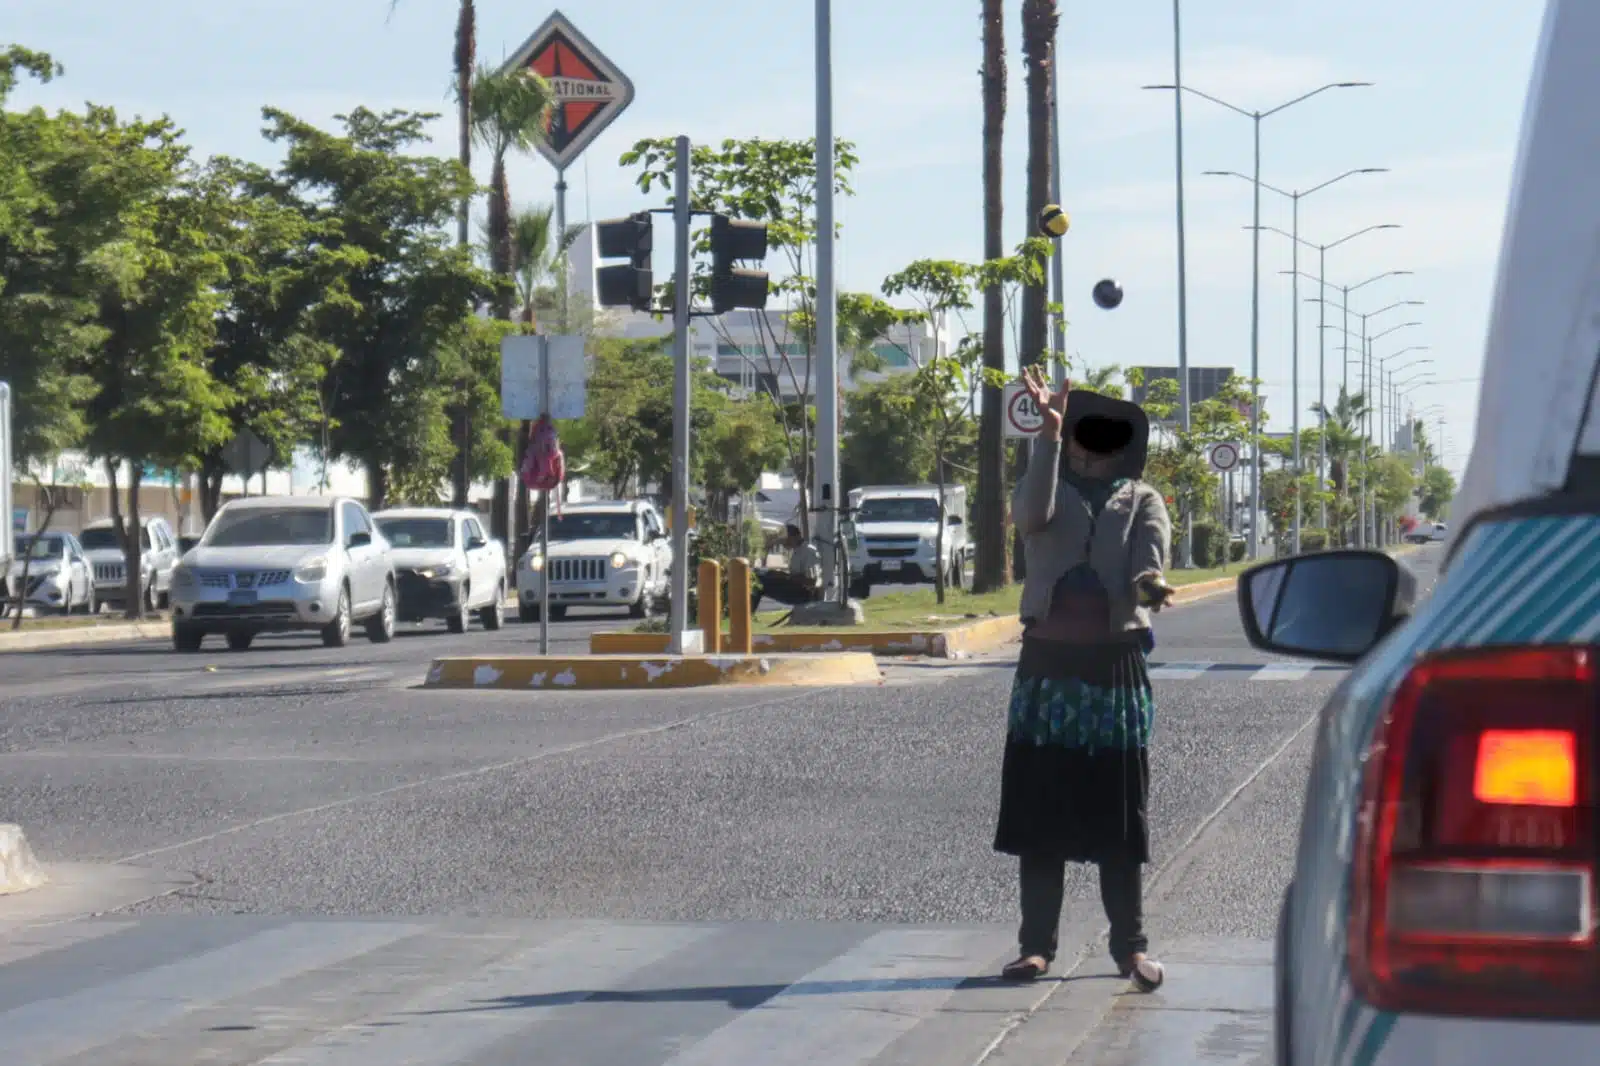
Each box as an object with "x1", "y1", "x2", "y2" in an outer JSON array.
[
  {"x1": 1342, "y1": 287, "x2": 1351, "y2": 398},
  {"x1": 1049, "y1": 37, "x2": 1066, "y2": 388},
  {"x1": 1290, "y1": 193, "x2": 1301, "y2": 554},
  {"x1": 814, "y1": 0, "x2": 841, "y2": 597},
  {"x1": 1247, "y1": 114, "x2": 1262, "y2": 560},
  {"x1": 555, "y1": 172, "x2": 568, "y2": 329},
  {"x1": 1171, "y1": 0, "x2": 1193, "y2": 568},
  {"x1": 667, "y1": 135, "x2": 693, "y2": 650},
  {"x1": 1317, "y1": 246, "x2": 1327, "y2": 530},
  {"x1": 1360, "y1": 325, "x2": 1371, "y2": 547},
  {"x1": 538, "y1": 336, "x2": 550, "y2": 655}
]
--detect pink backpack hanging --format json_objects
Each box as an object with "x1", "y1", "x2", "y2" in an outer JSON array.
[{"x1": 520, "y1": 415, "x2": 566, "y2": 513}]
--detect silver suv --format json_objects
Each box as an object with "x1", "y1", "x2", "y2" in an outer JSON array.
[
  {"x1": 168, "y1": 496, "x2": 396, "y2": 651},
  {"x1": 78, "y1": 516, "x2": 179, "y2": 612}
]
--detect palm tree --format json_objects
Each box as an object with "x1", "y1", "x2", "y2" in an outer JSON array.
[
  {"x1": 974, "y1": 0, "x2": 1009, "y2": 594},
  {"x1": 1018, "y1": 0, "x2": 1057, "y2": 369},
  {"x1": 470, "y1": 64, "x2": 555, "y2": 544},
  {"x1": 1311, "y1": 387, "x2": 1370, "y2": 544}
]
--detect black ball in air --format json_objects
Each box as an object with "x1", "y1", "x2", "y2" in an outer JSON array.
[{"x1": 1092, "y1": 279, "x2": 1123, "y2": 309}]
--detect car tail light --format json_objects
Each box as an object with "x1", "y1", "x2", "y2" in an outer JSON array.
[{"x1": 1349, "y1": 646, "x2": 1599, "y2": 1019}]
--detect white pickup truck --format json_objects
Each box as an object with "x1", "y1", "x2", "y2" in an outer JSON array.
[{"x1": 846, "y1": 484, "x2": 969, "y2": 597}]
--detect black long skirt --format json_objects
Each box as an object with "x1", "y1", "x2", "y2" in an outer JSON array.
[{"x1": 992, "y1": 635, "x2": 1153, "y2": 864}]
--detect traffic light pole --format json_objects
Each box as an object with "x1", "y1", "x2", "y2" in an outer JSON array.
[
  {"x1": 538, "y1": 337, "x2": 551, "y2": 655},
  {"x1": 813, "y1": 0, "x2": 841, "y2": 600},
  {"x1": 667, "y1": 135, "x2": 695, "y2": 652}
]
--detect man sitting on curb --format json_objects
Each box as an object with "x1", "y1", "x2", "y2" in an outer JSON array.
[{"x1": 751, "y1": 524, "x2": 823, "y2": 614}]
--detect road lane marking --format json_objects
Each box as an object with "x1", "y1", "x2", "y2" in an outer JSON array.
[{"x1": 1249, "y1": 662, "x2": 1317, "y2": 682}]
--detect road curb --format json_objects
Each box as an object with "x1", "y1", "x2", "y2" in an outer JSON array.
[
  {"x1": 422, "y1": 652, "x2": 885, "y2": 690},
  {"x1": 0, "y1": 620, "x2": 169, "y2": 652},
  {"x1": 0, "y1": 824, "x2": 47, "y2": 895},
  {"x1": 591, "y1": 615, "x2": 1024, "y2": 660}
]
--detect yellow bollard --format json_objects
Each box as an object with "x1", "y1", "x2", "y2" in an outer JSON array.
[
  {"x1": 697, "y1": 559, "x2": 722, "y2": 654},
  {"x1": 726, "y1": 558, "x2": 753, "y2": 655}
]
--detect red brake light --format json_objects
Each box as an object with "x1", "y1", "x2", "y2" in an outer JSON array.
[
  {"x1": 1349, "y1": 646, "x2": 1599, "y2": 1020},
  {"x1": 1474, "y1": 730, "x2": 1577, "y2": 808}
]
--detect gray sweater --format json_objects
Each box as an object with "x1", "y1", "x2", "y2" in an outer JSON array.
[{"x1": 1011, "y1": 436, "x2": 1173, "y2": 632}]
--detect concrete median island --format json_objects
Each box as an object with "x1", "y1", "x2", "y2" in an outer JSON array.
[{"x1": 421, "y1": 652, "x2": 884, "y2": 690}]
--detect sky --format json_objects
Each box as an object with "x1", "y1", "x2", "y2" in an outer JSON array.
[{"x1": 9, "y1": 0, "x2": 1546, "y2": 480}]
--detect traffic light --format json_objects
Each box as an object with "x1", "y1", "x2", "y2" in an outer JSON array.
[
  {"x1": 710, "y1": 214, "x2": 769, "y2": 314},
  {"x1": 593, "y1": 212, "x2": 653, "y2": 311}
]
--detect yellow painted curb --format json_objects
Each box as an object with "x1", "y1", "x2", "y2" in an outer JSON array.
[
  {"x1": 422, "y1": 653, "x2": 884, "y2": 690},
  {"x1": 591, "y1": 616, "x2": 1023, "y2": 659},
  {"x1": 1169, "y1": 576, "x2": 1238, "y2": 605}
]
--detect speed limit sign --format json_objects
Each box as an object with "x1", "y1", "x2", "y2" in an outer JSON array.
[
  {"x1": 1003, "y1": 381, "x2": 1043, "y2": 439},
  {"x1": 1208, "y1": 441, "x2": 1242, "y2": 472}
]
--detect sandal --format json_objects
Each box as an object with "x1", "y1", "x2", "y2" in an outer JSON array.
[
  {"x1": 1118, "y1": 952, "x2": 1165, "y2": 992},
  {"x1": 1001, "y1": 954, "x2": 1050, "y2": 982}
]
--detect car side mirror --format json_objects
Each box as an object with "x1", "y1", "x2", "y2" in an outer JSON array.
[
  {"x1": 1237, "y1": 549, "x2": 1415, "y2": 664},
  {"x1": 347, "y1": 531, "x2": 372, "y2": 549},
  {"x1": 466, "y1": 536, "x2": 487, "y2": 550},
  {"x1": 947, "y1": 514, "x2": 963, "y2": 526}
]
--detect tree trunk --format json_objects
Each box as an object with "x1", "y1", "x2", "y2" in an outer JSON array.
[
  {"x1": 105, "y1": 463, "x2": 147, "y2": 620},
  {"x1": 513, "y1": 419, "x2": 532, "y2": 544},
  {"x1": 448, "y1": 0, "x2": 477, "y2": 507},
  {"x1": 200, "y1": 458, "x2": 226, "y2": 524},
  {"x1": 488, "y1": 154, "x2": 515, "y2": 545},
  {"x1": 973, "y1": 0, "x2": 1009, "y2": 595},
  {"x1": 366, "y1": 460, "x2": 388, "y2": 512},
  {"x1": 9, "y1": 486, "x2": 61, "y2": 628},
  {"x1": 1019, "y1": 0, "x2": 1056, "y2": 368}
]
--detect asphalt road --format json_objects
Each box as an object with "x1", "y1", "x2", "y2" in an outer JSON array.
[{"x1": 0, "y1": 545, "x2": 1444, "y2": 1065}]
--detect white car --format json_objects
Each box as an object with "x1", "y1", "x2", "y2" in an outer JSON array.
[
  {"x1": 168, "y1": 496, "x2": 396, "y2": 651},
  {"x1": 373, "y1": 507, "x2": 506, "y2": 633},
  {"x1": 78, "y1": 515, "x2": 179, "y2": 612},
  {"x1": 516, "y1": 500, "x2": 671, "y2": 622},
  {"x1": 6, "y1": 531, "x2": 96, "y2": 615}
]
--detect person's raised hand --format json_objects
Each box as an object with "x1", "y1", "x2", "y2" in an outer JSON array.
[{"x1": 1022, "y1": 364, "x2": 1070, "y2": 442}]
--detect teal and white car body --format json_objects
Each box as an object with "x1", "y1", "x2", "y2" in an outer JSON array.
[{"x1": 1249, "y1": 4, "x2": 1600, "y2": 1062}]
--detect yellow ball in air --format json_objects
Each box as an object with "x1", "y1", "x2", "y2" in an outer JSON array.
[{"x1": 1038, "y1": 204, "x2": 1070, "y2": 238}]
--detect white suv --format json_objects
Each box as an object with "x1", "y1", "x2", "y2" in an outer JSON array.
[
  {"x1": 516, "y1": 501, "x2": 671, "y2": 622},
  {"x1": 78, "y1": 516, "x2": 179, "y2": 612}
]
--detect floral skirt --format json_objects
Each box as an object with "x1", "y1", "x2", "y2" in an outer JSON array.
[{"x1": 992, "y1": 634, "x2": 1154, "y2": 863}]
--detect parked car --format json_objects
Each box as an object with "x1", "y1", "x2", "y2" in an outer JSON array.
[
  {"x1": 5, "y1": 531, "x2": 95, "y2": 615},
  {"x1": 78, "y1": 515, "x2": 179, "y2": 612},
  {"x1": 516, "y1": 499, "x2": 671, "y2": 622},
  {"x1": 372, "y1": 507, "x2": 506, "y2": 633},
  {"x1": 167, "y1": 495, "x2": 396, "y2": 651},
  {"x1": 1242, "y1": 9, "x2": 1600, "y2": 1063}
]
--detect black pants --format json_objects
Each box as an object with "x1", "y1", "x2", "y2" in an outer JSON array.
[
  {"x1": 751, "y1": 568, "x2": 821, "y2": 612},
  {"x1": 1018, "y1": 852, "x2": 1147, "y2": 968}
]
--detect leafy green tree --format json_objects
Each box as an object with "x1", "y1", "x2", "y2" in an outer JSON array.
[
  {"x1": 698, "y1": 393, "x2": 788, "y2": 523},
  {"x1": 264, "y1": 106, "x2": 501, "y2": 510},
  {"x1": 1420, "y1": 463, "x2": 1456, "y2": 520},
  {"x1": 1371, "y1": 452, "x2": 1417, "y2": 523},
  {"x1": 0, "y1": 49, "x2": 103, "y2": 469},
  {"x1": 79, "y1": 113, "x2": 232, "y2": 616},
  {"x1": 842, "y1": 376, "x2": 935, "y2": 487},
  {"x1": 188, "y1": 157, "x2": 340, "y2": 521}
]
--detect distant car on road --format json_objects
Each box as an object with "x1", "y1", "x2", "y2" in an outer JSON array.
[
  {"x1": 516, "y1": 499, "x2": 671, "y2": 622},
  {"x1": 373, "y1": 507, "x2": 506, "y2": 633},
  {"x1": 167, "y1": 496, "x2": 396, "y2": 651},
  {"x1": 1404, "y1": 520, "x2": 1449, "y2": 544},
  {"x1": 79, "y1": 515, "x2": 179, "y2": 612},
  {"x1": 6, "y1": 531, "x2": 95, "y2": 615}
]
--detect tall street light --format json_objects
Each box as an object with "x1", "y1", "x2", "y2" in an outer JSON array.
[
  {"x1": 1254, "y1": 219, "x2": 1399, "y2": 534},
  {"x1": 1208, "y1": 170, "x2": 1385, "y2": 553},
  {"x1": 1361, "y1": 320, "x2": 1423, "y2": 544},
  {"x1": 1140, "y1": 78, "x2": 1373, "y2": 559},
  {"x1": 814, "y1": 0, "x2": 841, "y2": 599}
]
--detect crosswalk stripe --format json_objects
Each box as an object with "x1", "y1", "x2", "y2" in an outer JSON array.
[
  {"x1": 658, "y1": 928, "x2": 998, "y2": 1066},
  {"x1": 0, "y1": 920, "x2": 421, "y2": 1064},
  {"x1": 1147, "y1": 662, "x2": 1213, "y2": 680},
  {"x1": 1248, "y1": 663, "x2": 1317, "y2": 682},
  {"x1": 253, "y1": 922, "x2": 715, "y2": 1066}
]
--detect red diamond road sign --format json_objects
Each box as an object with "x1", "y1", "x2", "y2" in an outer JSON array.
[{"x1": 501, "y1": 10, "x2": 635, "y2": 173}]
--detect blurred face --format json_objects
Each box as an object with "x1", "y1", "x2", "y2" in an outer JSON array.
[
  {"x1": 1066, "y1": 438, "x2": 1123, "y2": 479},
  {"x1": 1066, "y1": 415, "x2": 1134, "y2": 479}
]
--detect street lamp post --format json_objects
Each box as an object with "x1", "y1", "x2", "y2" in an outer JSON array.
[
  {"x1": 1361, "y1": 320, "x2": 1422, "y2": 544},
  {"x1": 1141, "y1": 78, "x2": 1372, "y2": 559},
  {"x1": 1221, "y1": 194, "x2": 1385, "y2": 551}
]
